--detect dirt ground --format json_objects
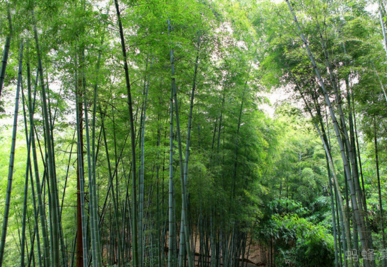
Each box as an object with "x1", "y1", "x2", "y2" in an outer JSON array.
[{"x1": 191, "y1": 238, "x2": 269, "y2": 266}]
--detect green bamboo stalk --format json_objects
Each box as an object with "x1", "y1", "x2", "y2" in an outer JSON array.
[
  {"x1": 0, "y1": 36, "x2": 11, "y2": 98},
  {"x1": 29, "y1": 74, "x2": 50, "y2": 266},
  {"x1": 168, "y1": 59, "x2": 175, "y2": 267},
  {"x1": 113, "y1": 1, "x2": 138, "y2": 265},
  {"x1": 0, "y1": 7, "x2": 12, "y2": 98},
  {"x1": 373, "y1": 119, "x2": 387, "y2": 267},
  {"x1": 285, "y1": 2, "x2": 369, "y2": 263},
  {"x1": 179, "y1": 38, "x2": 201, "y2": 267},
  {"x1": 138, "y1": 69, "x2": 146, "y2": 267},
  {"x1": 0, "y1": 40, "x2": 23, "y2": 267},
  {"x1": 168, "y1": 19, "x2": 193, "y2": 267},
  {"x1": 98, "y1": 125, "x2": 131, "y2": 225},
  {"x1": 379, "y1": 0, "x2": 387, "y2": 59},
  {"x1": 60, "y1": 131, "x2": 76, "y2": 216},
  {"x1": 91, "y1": 32, "x2": 105, "y2": 267},
  {"x1": 156, "y1": 120, "x2": 162, "y2": 267},
  {"x1": 101, "y1": 115, "x2": 122, "y2": 265},
  {"x1": 351, "y1": 89, "x2": 374, "y2": 255},
  {"x1": 21, "y1": 85, "x2": 31, "y2": 267},
  {"x1": 27, "y1": 213, "x2": 36, "y2": 267},
  {"x1": 296, "y1": 80, "x2": 351, "y2": 266},
  {"x1": 316, "y1": 21, "x2": 368, "y2": 252},
  {"x1": 304, "y1": 79, "x2": 341, "y2": 267},
  {"x1": 25, "y1": 51, "x2": 43, "y2": 267},
  {"x1": 45, "y1": 82, "x2": 67, "y2": 266},
  {"x1": 31, "y1": 6, "x2": 61, "y2": 265},
  {"x1": 82, "y1": 55, "x2": 100, "y2": 267},
  {"x1": 326, "y1": 140, "x2": 339, "y2": 267},
  {"x1": 21, "y1": 46, "x2": 41, "y2": 267},
  {"x1": 27, "y1": 170, "x2": 42, "y2": 267},
  {"x1": 43, "y1": 76, "x2": 68, "y2": 267},
  {"x1": 139, "y1": 58, "x2": 152, "y2": 266},
  {"x1": 70, "y1": 230, "x2": 77, "y2": 267}
]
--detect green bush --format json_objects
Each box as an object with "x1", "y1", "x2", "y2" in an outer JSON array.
[{"x1": 255, "y1": 212, "x2": 334, "y2": 267}]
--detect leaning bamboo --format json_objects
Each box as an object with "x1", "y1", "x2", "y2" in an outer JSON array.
[
  {"x1": 31, "y1": 6, "x2": 62, "y2": 265},
  {"x1": 0, "y1": 40, "x2": 24, "y2": 267},
  {"x1": 168, "y1": 19, "x2": 194, "y2": 267},
  {"x1": 20, "y1": 86, "x2": 31, "y2": 267},
  {"x1": 114, "y1": 1, "x2": 139, "y2": 265},
  {"x1": 296, "y1": 81, "x2": 351, "y2": 266},
  {"x1": 0, "y1": 7, "x2": 12, "y2": 98},
  {"x1": 82, "y1": 53, "x2": 100, "y2": 267},
  {"x1": 379, "y1": 0, "x2": 387, "y2": 59},
  {"x1": 29, "y1": 72, "x2": 50, "y2": 267},
  {"x1": 285, "y1": 2, "x2": 369, "y2": 263},
  {"x1": 25, "y1": 64, "x2": 43, "y2": 267},
  {"x1": 0, "y1": 37, "x2": 11, "y2": 98},
  {"x1": 316, "y1": 21, "x2": 368, "y2": 251}
]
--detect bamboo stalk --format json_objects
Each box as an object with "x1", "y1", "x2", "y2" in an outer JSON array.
[
  {"x1": 75, "y1": 55, "x2": 88, "y2": 267},
  {"x1": 0, "y1": 7, "x2": 12, "y2": 98},
  {"x1": 32, "y1": 6, "x2": 62, "y2": 265},
  {"x1": 113, "y1": 1, "x2": 139, "y2": 265},
  {"x1": 285, "y1": 2, "x2": 369, "y2": 263},
  {"x1": 0, "y1": 40, "x2": 24, "y2": 267}
]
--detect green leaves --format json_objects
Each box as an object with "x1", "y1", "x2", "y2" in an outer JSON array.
[{"x1": 255, "y1": 208, "x2": 335, "y2": 267}]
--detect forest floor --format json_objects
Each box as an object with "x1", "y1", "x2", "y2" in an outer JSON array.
[
  {"x1": 192, "y1": 255, "x2": 264, "y2": 267},
  {"x1": 190, "y1": 239, "x2": 267, "y2": 266}
]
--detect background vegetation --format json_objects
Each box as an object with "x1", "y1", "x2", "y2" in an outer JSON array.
[{"x1": 0, "y1": 0, "x2": 386, "y2": 266}]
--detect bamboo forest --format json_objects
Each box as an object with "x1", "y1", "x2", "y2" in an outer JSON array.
[{"x1": 3, "y1": 0, "x2": 387, "y2": 266}]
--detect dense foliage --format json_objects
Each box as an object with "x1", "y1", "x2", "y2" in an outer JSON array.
[{"x1": 0, "y1": 0, "x2": 387, "y2": 266}]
